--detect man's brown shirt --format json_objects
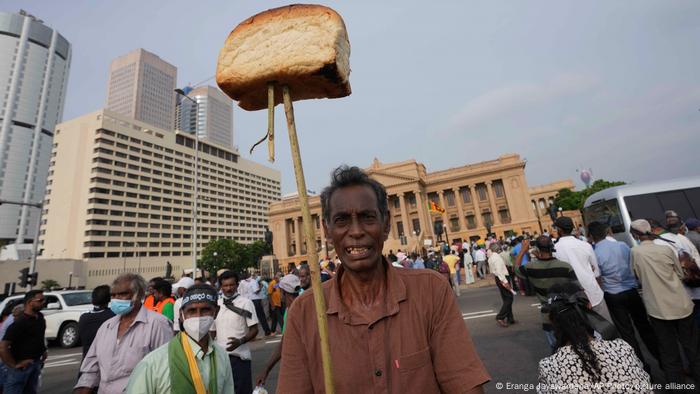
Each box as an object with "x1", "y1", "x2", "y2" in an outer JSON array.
[{"x1": 278, "y1": 261, "x2": 490, "y2": 393}]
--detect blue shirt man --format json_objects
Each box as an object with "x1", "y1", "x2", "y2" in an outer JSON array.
[
  {"x1": 593, "y1": 239, "x2": 637, "y2": 294},
  {"x1": 511, "y1": 241, "x2": 529, "y2": 266}
]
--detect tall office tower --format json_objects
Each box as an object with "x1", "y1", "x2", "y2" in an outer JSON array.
[
  {"x1": 175, "y1": 85, "x2": 234, "y2": 149},
  {"x1": 41, "y1": 109, "x2": 281, "y2": 283},
  {"x1": 106, "y1": 48, "x2": 176, "y2": 131},
  {"x1": 0, "y1": 10, "x2": 72, "y2": 245}
]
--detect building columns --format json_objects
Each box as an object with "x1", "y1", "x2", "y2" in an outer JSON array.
[
  {"x1": 469, "y1": 185, "x2": 483, "y2": 229},
  {"x1": 414, "y1": 189, "x2": 432, "y2": 238},
  {"x1": 281, "y1": 220, "x2": 289, "y2": 257},
  {"x1": 398, "y1": 193, "x2": 410, "y2": 237},
  {"x1": 437, "y1": 190, "x2": 449, "y2": 233},
  {"x1": 486, "y1": 181, "x2": 500, "y2": 225},
  {"x1": 453, "y1": 187, "x2": 466, "y2": 231},
  {"x1": 294, "y1": 217, "x2": 302, "y2": 256}
]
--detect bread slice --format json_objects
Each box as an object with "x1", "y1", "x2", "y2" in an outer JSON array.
[{"x1": 216, "y1": 4, "x2": 351, "y2": 111}]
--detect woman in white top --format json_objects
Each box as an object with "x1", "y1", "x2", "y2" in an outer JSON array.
[{"x1": 537, "y1": 283, "x2": 652, "y2": 394}]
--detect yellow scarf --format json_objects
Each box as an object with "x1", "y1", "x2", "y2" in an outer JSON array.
[{"x1": 181, "y1": 333, "x2": 208, "y2": 394}]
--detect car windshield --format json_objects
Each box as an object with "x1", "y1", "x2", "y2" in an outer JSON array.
[
  {"x1": 583, "y1": 199, "x2": 624, "y2": 233},
  {"x1": 61, "y1": 292, "x2": 92, "y2": 306}
]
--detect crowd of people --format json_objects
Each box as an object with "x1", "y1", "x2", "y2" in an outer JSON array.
[
  {"x1": 0, "y1": 162, "x2": 698, "y2": 393},
  {"x1": 388, "y1": 209, "x2": 700, "y2": 392},
  {"x1": 0, "y1": 265, "x2": 315, "y2": 394}
]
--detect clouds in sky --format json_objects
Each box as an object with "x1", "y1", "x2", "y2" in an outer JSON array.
[{"x1": 4, "y1": 0, "x2": 699, "y2": 193}]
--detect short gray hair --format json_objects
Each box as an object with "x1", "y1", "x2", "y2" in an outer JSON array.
[{"x1": 113, "y1": 273, "x2": 147, "y2": 300}]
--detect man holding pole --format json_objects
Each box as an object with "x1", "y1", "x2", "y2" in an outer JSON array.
[{"x1": 278, "y1": 165, "x2": 490, "y2": 393}]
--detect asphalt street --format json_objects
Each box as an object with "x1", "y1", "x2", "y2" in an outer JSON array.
[{"x1": 38, "y1": 285, "x2": 657, "y2": 393}]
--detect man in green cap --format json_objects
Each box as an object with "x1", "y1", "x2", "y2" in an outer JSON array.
[{"x1": 127, "y1": 284, "x2": 234, "y2": 394}]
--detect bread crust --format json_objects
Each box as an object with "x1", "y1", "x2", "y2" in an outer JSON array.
[{"x1": 216, "y1": 4, "x2": 351, "y2": 111}]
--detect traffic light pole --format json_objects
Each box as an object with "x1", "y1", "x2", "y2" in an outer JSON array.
[{"x1": 1, "y1": 199, "x2": 42, "y2": 289}]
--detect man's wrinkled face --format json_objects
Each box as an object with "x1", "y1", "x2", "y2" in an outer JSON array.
[
  {"x1": 323, "y1": 185, "x2": 390, "y2": 273},
  {"x1": 220, "y1": 278, "x2": 238, "y2": 297},
  {"x1": 111, "y1": 281, "x2": 134, "y2": 301},
  {"x1": 298, "y1": 268, "x2": 311, "y2": 290}
]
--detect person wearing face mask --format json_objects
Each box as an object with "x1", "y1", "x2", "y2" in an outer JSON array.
[
  {"x1": 74, "y1": 273, "x2": 173, "y2": 394},
  {"x1": 127, "y1": 285, "x2": 234, "y2": 393},
  {"x1": 213, "y1": 271, "x2": 259, "y2": 394}
]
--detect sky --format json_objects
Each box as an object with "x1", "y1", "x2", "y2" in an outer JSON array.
[{"x1": 6, "y1": 0, "x2": 700, "y2": 194}]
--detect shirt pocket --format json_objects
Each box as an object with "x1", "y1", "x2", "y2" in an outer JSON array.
[
  {"x1": 121, "y1": 345, "x2": 150, "y2": 375},
  {"x1": 398, "y1": 347, "x2": 440, "y2": 393}
]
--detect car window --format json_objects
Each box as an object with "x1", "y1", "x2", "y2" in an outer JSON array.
[
  {"x1": 583, "y1": 199, "x2": 624, "y2": 233},
  {"x1": 62, "y1": 292, "x2": 92, "y2": 306},
  {"x1": 43, "y1": 295, "x2": 61, "y2": 309}
]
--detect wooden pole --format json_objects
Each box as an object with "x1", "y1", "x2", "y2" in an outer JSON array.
[
  {"x1": 267, "y1": 82, "x2": 275, "y2": 163},
  {"x1": 282, "y1": 85, "x2": 335, "y2": 394}
]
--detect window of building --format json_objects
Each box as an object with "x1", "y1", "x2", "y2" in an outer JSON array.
[
  {"x1": 411, "y1": 218, "x2": 421, "y2": 235},
  {"x1": 499, "y1": 209, "x2": 511, "y2": 224},
  {"x1": 450, "y1": 217, "x2": 460, "y2": 232},
  {"x1": 466, "y1": 215, "x2": 476, "y2": 229},
  {"x1": 477, "y1": 185, "x2": 487, "y2": 201},
  {"x1": 445, "y1": 190, "x2": 455, "y2": 206},
  {"x1": 396, "y1": 221, "x2": 404, "y2": 237},
  {"x1": 493, "y1": 181, "x2": 505, "y2": 198}
]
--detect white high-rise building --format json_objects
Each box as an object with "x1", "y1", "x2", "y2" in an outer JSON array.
[
  {"x1": 106, "y1": 48, "x2": 176, "y2": 131},
  {"x1": 0, "y1": 10, "x2": 71, "y2": 245},
  {"x1": 176, "y1": 85, "x2": 234, "y2": 149}
]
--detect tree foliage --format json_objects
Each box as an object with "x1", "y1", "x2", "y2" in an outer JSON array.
[
  {"x1": 41, "y1": 279, "x2": 60, "y2": 290},
  {"x1": 554, "y1": 179, "x2": 626, "y2": 211},
  {"x1": 198, "y1": 239, "x2": 271, "y2": 276}
]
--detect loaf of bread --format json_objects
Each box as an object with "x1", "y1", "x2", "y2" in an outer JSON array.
[{"x1": 216, "y1": 4, "x2": 351, "y2": 111}]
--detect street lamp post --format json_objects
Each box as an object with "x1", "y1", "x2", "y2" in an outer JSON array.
[
  {"x1": 175, "y1": 89, "x2": 199, "y2": 279},
  {"x1": 1, "y1": 199, "x2": 42, "y2": 290}
]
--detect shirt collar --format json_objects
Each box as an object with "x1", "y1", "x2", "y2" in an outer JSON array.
[
  {"x1": 326, "y1": 257, "x2": 407, "y2": 324},
  {"x1": 185, "y1": 334, "x2": 214, "y2": 360},
  {"x1": 107, "y1": 303, "x2": 148, "y2": 329}
]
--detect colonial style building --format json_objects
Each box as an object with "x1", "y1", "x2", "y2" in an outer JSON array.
[{"x1": 268, "y1": 154, "x2": 582, "y2": 268}]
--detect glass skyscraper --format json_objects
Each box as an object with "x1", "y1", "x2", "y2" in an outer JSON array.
[{"x1": 0, "y1": 10, "x2": 71, "y2": 245}]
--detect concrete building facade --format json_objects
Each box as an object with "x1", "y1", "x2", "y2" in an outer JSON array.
[
  {"x1": 39, "y1": 109, "x2": 281, "y2": 285},
  {"x1": 0, "y1": 10, "x2": 71, "y2": 244},
  {"x1": 106, "y1": 48, "x2": 176, "y2": 131},
  {"x1": 268, "y1": 154, "x2": 580, "y2": 267},
  {"x1": 175, "y1": 85, "x2": 234, "y2": 149}
]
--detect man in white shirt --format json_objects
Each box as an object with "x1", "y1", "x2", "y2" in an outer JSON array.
[
  {"x1": 475, "y1": 247, "x2": 487, "y2": 279},
  {"x1": 213, "y1": 271, "x2": 259, "y2": 394},
  {"x1": 488, "y1": 245, "x2": 514, "y2": 327},
  {"x1": 244, "y1": 273, "x2": 272, "y2": 336},
  {"x1": 553, "y1": 216, "x2": 612, "y2": 322}
]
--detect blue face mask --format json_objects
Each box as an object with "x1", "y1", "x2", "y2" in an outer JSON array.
[{"x1": 110, "y1": 299, "x2": 133, "y2": 315}]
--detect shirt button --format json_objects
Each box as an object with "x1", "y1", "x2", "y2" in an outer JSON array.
[{"x1": 375, "y1": 369, "x2": 382, "y2": 377}]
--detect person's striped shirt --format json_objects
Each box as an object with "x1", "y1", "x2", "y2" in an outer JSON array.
[{"x1": 516, "y1": 257, "x2": 579, "y2": 330}]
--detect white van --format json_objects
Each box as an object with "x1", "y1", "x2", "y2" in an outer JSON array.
[{"x1": 582, "y1": 176, "x2": 700, "y2": 246}]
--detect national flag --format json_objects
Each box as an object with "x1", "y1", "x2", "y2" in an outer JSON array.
[{"x1": 428, "y1": 200, "x2": 445, "y2": 214}]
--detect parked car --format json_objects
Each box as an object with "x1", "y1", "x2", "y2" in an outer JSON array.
[{"x1": 0, "y1": 290, "x2": 93, "y2": 348}]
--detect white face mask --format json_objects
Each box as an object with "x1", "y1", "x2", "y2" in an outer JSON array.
[{"x1": 183, "y1": 316, "x2": 215, "y2": 341}]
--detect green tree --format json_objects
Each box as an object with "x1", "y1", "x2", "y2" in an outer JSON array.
[
  {"x1": 199, "y1": 239, "x2": 250, "y2": 275},
  {"x1": 41, "y1": 279, "x2": 60, "y2": 290},
  {"x1": 554, "y1": 179, "x2": 626, "y2": 211},
  {"x1": 245, "y1": 240, "x2": 272, "y2": 267}
]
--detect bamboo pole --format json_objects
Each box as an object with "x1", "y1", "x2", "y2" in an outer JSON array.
[
  {"x1": 282, "y1": 85, "x2": 335, "y2": 394},
  {"x1": 267, "y1": 82, "x2": 275, "y2": 163}
]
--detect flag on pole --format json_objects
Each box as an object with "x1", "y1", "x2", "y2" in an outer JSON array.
[{"x1": 428, "y1": 200, "x2": 445, "y2": 214}]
